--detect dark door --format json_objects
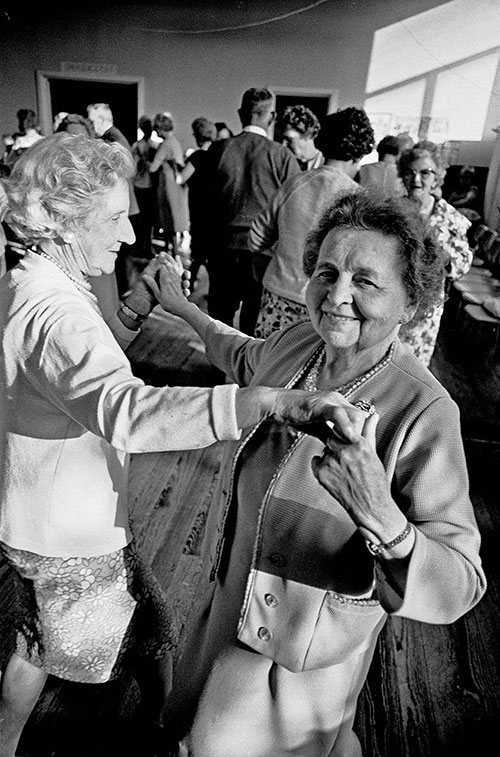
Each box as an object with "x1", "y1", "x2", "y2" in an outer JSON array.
[{"x1": 49, "y1": 78, "x2": 138, "y2": 145}]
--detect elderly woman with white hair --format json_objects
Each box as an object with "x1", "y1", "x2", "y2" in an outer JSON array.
[{"x1": 0, "y1": 133, "x2": 357, "y2": 757}]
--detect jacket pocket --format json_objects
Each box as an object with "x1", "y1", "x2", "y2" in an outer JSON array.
[{"x1": 237, "y1": 570, "x2": 386, "y2": 672}]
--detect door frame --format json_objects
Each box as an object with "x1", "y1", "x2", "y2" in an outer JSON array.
[
  {"x1": 35, "y1": 69, "x2": 145, "y2": 136},
  {"x1": 268, "y1": 85, "x2": 338, "y2": 115}
]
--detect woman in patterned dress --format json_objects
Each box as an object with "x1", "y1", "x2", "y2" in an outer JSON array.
[{"x1": 397, "y1": 145, "x2": 472, "y2": 366}]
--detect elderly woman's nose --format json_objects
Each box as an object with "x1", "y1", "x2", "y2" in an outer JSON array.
[
  {"x1": 120, "y1": 216, "x2": 136, "y2": 245},
  {"x1": 326, "y1": 274, "x2": 353, "y2": 305}
]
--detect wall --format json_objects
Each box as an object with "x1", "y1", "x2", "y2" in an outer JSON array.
[{"x1": 0, "y1": 0, "x2": 498, "y2": 164}]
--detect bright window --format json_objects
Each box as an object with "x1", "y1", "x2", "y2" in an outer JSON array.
[{"x1": 430, "y1": 53, "x2": 499, "y2": 141}]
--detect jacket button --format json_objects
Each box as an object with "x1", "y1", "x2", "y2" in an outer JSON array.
[
  {"x1": 258, "y1": 626, "x2": 272, "y2": 641},
  {"x1": 269, "y1": 552, "x2": 286, "y2": 568},
  {"x1": 264, "y1": 593, "x2": 278, "y2": 607}
]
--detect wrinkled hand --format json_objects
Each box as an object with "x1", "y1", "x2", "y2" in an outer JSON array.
[
  {"x1": 123, "y1": 252, "x2": 182, "y2": 316},
  {"x1": 273, "y1": 389, "x2": 367, "y2": 444},
  {"x1": 143, "y1": 253, "x2": 191, "y2": 315},
  {"x1": 311, "y1": 412, "x2": 394, "y2": 530}
]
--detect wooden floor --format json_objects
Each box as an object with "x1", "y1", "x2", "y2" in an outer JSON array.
[{"x1": 2, "y1": 270, "x2": 500, "y2": 757}]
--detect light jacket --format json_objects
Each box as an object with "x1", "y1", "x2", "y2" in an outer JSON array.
[
  {"x1": 0, "y1": 252, "x2": 241, "y2": 557},
  {"x1": 199, "y1": 319, "x2": 486, "y2": 672}
]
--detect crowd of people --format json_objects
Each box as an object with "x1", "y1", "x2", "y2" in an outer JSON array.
[{"x1": 0, "y1": 88, "x2": 488, "y2": 757}]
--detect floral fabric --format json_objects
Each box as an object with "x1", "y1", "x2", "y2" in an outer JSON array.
[
  {"x1": 400, "y1": 198, "x2": 472, "y2": 366},
  {"x1": 254, "y1": 288, "x2": 309, "y2": 338},
  {"x1": 0, "y1": 541, "x2": 175, "y2": 684}
]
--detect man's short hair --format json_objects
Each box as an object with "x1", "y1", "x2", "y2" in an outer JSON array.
[{"x1": 239, "y1": 87, "x2": 275, "y2": 123}]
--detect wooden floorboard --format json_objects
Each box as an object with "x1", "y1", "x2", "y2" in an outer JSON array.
[{"x1": 3, "y1": 272, "x2": 500, "y2": 756}]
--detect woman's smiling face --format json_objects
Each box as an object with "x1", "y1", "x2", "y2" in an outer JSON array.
[{"x1": 305, "y1": 227, "x2": 415, "y2": 355}]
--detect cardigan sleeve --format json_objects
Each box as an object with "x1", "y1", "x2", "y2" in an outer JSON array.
[
  {"x1": 24, "y1": 307, "x2": 241, "y2": 452},
  {"x1": 374, "y1": 396, "x2": 486, "y2": 624},
  {"x1": 204, "y1": 319, "x2": 286, "y2": 387}
]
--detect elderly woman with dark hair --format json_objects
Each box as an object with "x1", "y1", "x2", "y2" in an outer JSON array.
[
  {"x1": 280, "y1": 104, "x2": 324, "y2": 171},
  {"x1": 397, "y1": 145, "x2": 473, "y2": 366},
  {"x1": 147, "y1": 189, "x2": 486, "y2": 757}
]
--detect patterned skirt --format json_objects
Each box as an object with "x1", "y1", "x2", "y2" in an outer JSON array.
[
  {"x1": 0, "y1": 540, "x2": 175, "y2": 684},
  {"x1": 254, "y1": 289, "x2": 309, "y2": 339}
]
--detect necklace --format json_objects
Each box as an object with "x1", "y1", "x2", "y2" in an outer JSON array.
[
  {"x1": 38, "y1": 251, "x2": 98, "y2": 305},
  {"x1": 303, "y1": 342, "x2": 394, "y2": 399}
]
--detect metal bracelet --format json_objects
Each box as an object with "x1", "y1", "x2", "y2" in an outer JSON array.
[
  {"x1": 119, "y1": 302, "x2": 147, "y2": 323},
  {"x1": 365, "y1": 522, "x2": 412, "y2": 557}
]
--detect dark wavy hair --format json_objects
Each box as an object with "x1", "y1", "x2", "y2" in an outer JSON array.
[
  {"x1": 280, "y1": 105, "x2": 321, "y2": 139},
  {"x1": 377, "y1": 135, "x2": 400, "y2": 160},
  {"x1": 315, "y1": 107, "x2": 375, "y2": 162},
  {"x1": 303, "y1": 189, "x2": 446, "y2": 327}
]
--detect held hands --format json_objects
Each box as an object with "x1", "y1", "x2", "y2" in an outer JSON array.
[
  {"x1": 272, "y1": 389, "x2": 368, "y2": 443},
  {"x1": 122, "y1": 252, "x2": 187, "y2": 317},
  {"x1": 143, "y1": 253, "x2": 192, "y2": 317}
]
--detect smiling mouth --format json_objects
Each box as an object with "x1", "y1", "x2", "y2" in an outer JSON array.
[{"x1": 322, "y1": 312, "x2": 358, "y2": 322}]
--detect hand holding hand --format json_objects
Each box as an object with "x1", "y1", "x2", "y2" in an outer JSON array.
[
  {"x1": 143, "y1": 254, "x2": 192, "y2": 317},
  {"x1": 123, "y1": 252, "x2": 176, "y2": 317},
  {"x1": 272, "y1": 389, "x2": 367, "y2": 443}
]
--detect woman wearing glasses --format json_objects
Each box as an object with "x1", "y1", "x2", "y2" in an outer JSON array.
[{"x1": 397, "y1": 145, "x2": 472, "y2": 366}]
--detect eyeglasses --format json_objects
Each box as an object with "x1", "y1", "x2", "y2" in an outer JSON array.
[{"x1": 404, "y1": 168, "x2": 435, "y2": 180}]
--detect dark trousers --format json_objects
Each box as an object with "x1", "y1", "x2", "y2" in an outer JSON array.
[
  {"x1": 206, "y1": 249, "x2": 263, "y2": 336},
  {"x1": 134, "y1": 187, "x2": 155, "y2": 257}
]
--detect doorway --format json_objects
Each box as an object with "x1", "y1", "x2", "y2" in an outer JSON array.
[{"x1": 36, "y1": 70, "x2": 144, "y2": 145}]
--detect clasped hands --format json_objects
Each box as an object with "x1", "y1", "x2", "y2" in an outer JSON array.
[{"x1": 123, "y1": 251, "x2": 191, "y2": 318}]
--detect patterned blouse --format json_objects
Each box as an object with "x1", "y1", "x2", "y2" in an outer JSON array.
[{"x1": 400, "y1": 198, "x2": 472, "y2": 366}]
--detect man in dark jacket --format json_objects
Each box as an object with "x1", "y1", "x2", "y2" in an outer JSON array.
[{"x1": 205, "y1": 88, "x2": 300, "y2": 334}]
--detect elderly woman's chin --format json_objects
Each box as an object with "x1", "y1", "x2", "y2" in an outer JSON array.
[{"x1": 317, "y1": 316, "x2": 361, "y2": 350}]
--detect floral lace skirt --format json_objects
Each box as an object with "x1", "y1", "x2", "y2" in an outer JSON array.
[
  {"x1": 0, "y1": 540, "x2": 175, "y2": 684},
  {"x1": 254, "y1": 289, "x2": 309, "y2": 339}
]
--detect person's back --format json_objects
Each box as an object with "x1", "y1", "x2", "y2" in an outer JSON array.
[
  {"x1": 209, "y1": 124, "x2": 300, "y2": 248},
  {"x1": 250, "y1": 106, "x2": 375, "y2": 338},
  {"x1": 358, "y1": 135, "x2": 405, "y2": 197},
  {"x1": 255, "y1": 167, "x2": 357, "y2": 305},
  {"x1": 205, "y1": 87, "x2": 300, "y2": 334}
]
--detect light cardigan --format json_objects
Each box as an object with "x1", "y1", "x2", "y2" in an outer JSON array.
[
  {"x1": 202, "y1": 318, "x2": 486, "y2": 627},
  {"x1": 0, "y1": 252, "x2": 240, "y2": 558},
  {"x1": 249, "y1": 166, "x2": 357, "y2": 305}
]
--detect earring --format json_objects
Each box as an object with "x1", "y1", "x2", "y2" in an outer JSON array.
[{"x1": 399, "y1": 313, "x2": 409, "y2": 324}]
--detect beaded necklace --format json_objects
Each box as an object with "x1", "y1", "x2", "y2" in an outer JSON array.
[
  {"x1": 302, "y1": 342, "x2": 394, "y2": 399},
  {"x1": 38, "y1": 250, "x2": 98, "y2": 305}
]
